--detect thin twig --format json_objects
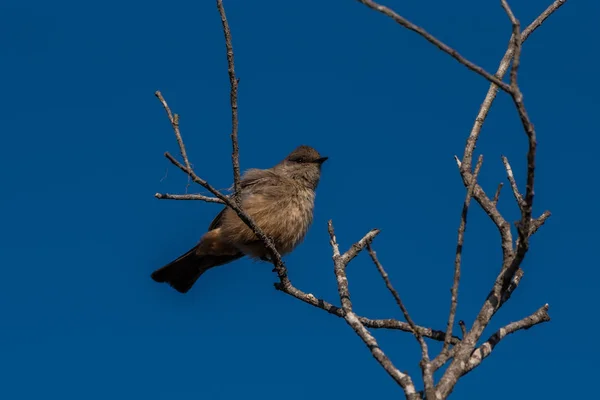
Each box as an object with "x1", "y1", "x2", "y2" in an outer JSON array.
[
  {"x1": 492, "y1": 183, "x2": 504, "y2": 206},
  {"x1": 356, "y1": 0, "x2": 511, "y2": 93},
  {"x1": 501, "y1": 0, "x2": 536, "y2": 241},
  {"x1": 216, "y1": 0, "x2": 241, "y2": 204},
  {"x1": 465, "y1": 304, "x2": 550, "y2": 374},
  {"x1": 163, "y1": 153, "x2": 227, "y2": 201},
  {"x1": 366, "y1": 244, "x2": 424, "y2": 343},
  {"x1": 367, "y1": 243, "x2": 435, "y2": 400},
  {"x1": 500, "y1": 268, "x2": 524, "y2": 306},
  {"x1": 442, "y1": 155, "x2": 484, "y2": 354},
  {"x1": 501, "y1": 0, "x2": 521, "y2": 90},
  {"x1": 329, "y1": 221, "x2": 353, "y2": 311},
  {"x1": 461, "y1": 0, "x2": 567, "y2": 172},
  {"x1": 342, "y1": 229, "x2": 380, "y2": 265},
  {"x1": 155, "y1": 91, "x2": 193, "y2": 174},
  {"x1": 459, "y1": 173, "x2": 513, "y2": 261},
  {"x1": 155, "y1": 193, "x2": 224, "y2": 203},
  {"x1": 458, "y1": 321, "x2": 467, "y2": 337},
  {"x1": 344, "y1": 312, "x2": 420, "y2": 400},
  {"x1": 530, "y1": 211, "x2": 551, "y2": 235},
  {"x1": 330, "y1": 222, "x2": 420, "y2": 400},
  {"x1": 431, "y1": 156, "x2": 486, "y2": 373},
  {"x1": 457, "y1": 0, "x2": 564, "y2": 264},
  {"x1": 328, "y1": 222, "x2": 380, "y2": 311},
  {"x1": 498, "y1": 0, "x2": 538, "y2": 293},
  {"x1": 501, "y1": 156, "x2": 524, "y2": 209},
  {"x1": 276, "y1": 281, "x2": 460, "y2": 342}
]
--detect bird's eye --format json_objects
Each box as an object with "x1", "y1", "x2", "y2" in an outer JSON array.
[{"x1": 296, "y1": 157, "x2": 306, "y2": 163}]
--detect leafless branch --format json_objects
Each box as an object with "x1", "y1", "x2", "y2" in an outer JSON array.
[
  {"x1": 501, "y1": 155, "x2": 525, "y2": 209},
  {"x1": 441, "y1": 155, "x2": 484, "y2": 356},
  {"x1": 458, "y1": 321, "x2": 467, "y2": 337},
  {"x1": 327, "y1": 222, "x2": 380, "y2": 310},
  {"x1": 276, "y1": 282, "x2": 459, "y2": 342},
  {"x1": 531, "y1": 210, "x2": 552, "y2": 235},
  {"x1": 460, "y1": 171, "x2": 514, "y2": 262},
  {"x1": 342, "y1": 229, "x2": 380, "y2": 265},
  {"x1": 328, "y1": 221, "x2": 353, "y2": 311},
  {"x1": 366, "y1": 244, "x2": 421, "y2": 341},
  {"x1": 436, "y1": 3, "x2": 563, "y2": 397},
  {"x1": 216, "y1": 0, "x2": 241, "y2": 204},
  {"x1": 329, "y1": 221, "x2": 420, "y2": 400},
  {"x1": 461, "y1": 0, "x2": 566, "y2": 172},
  {"x1": 367, "y1": 243, "x2": 434, "y2": 400},
  {"x1": 492, "y1": 183, "x2": 503, "y2": 206},
  {"x1": 155, "y1": 91, "x2": 193, "y2": 174},
  {"x1": 501, "y1": 0, "x2": 522, "y2": 89},
  {"x1": 501, "y1": 0, "x2": 537, "y2": 244},
  {"x1": 500, "y1": 268, "x2": 524, "y2": 306},
  {"x1": 355, "y1": 1, "x2": 512, "y2": 93},
  {"x1": 344, "y1": 312, "x2": 420, "y2": 400},
  {"x1": 154, "y1": 192, "x2": 224, "y2": 203},
  {"x1": 465, "y1": 304, "x2": 550, "y2": 374}
]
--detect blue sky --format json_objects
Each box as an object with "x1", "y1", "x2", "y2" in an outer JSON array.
[{"x1": 0, "y1": 0, "x2": 595, "y2": 398}]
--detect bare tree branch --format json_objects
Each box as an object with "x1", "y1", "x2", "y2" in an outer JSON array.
[
  {"x1": 154, "y1": 90, "x2": 225, "y2": 204},
  {"x1": 492, "y1": 183, "x2": 503, "y2": 206},
  {"x1": 441, "y1": 155, "x2": 484, "y2": 356},
  {"x1": 155, "y1": 91, "x2": 193, "y2": 174},
  {"x1": 367, "y1": 243, "x2": 434, "y2": 400},
  {"x1": 459, "y1": 170, "x2": 514, "y2": 263},
  {"x1": 465, "y1": 304, "x2": 551, "y2": 374},
  {"x1": 216, "y1": 0, "x2": 241, "y2": 204},
  {"x1": 342, "y1": 229, "x2": 380, "y2": 265},
  {"x1": 355, "y1": 1, "x2": 512, "y2": 93},
  {"x1": 531, "y1": 211, "x2": 551, "y2": 235},
  {"x1": 366, "y1": 244, "x2": 423, "y2": 342},
  {"x1": 327, "y1": 221, "x2": 380, "y2": 311},
  {"x1": 458, "y1": 320, "x2": 467, "y2": 337},
  {"x1": 275, "y1": 282, "x2": 460, "y2": 342},
  {"x1": 501, "y1": 0, "x2": 537, "y2": 245},
  {"x1": 501, "y1": 0, "x2": 522, "y2": 89},
  {"x1": 328, "y1": 221, "x2": 353, "y2": 311},
  {"x1": 501, "y1": 156, "x2": 525, "y2": 209},
  {"x1": 344, "y1": 312, "x2": 420, "y2": 400},
  {"x1": 436, "y1": 3, "x2": 563, "y2": 397},
  {"x1": 329, "y1": 222, "x2": 420, "y2": 400},
  {"x1": 500, "y1": 268, "x2": 524, "y2": 306},
  {"x1": 154, "y1": 192, "x2": 224, "y2": 203},
  {"x1": 461, "y1": 0, "x2": 567, "y2": 172}
]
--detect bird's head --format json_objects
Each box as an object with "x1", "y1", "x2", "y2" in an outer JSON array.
[{"x1": 277, "y1": 145, "x2": 328, "y2": 190}]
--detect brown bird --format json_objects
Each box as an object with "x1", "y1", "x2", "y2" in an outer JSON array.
[{"x1": 151, "y1": 145, "x2": 328, "y2": 293}]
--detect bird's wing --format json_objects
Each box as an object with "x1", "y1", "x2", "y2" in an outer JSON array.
[
  {"x1": 208, "y1": 169, "x2": 284, "y2": 231},
  {"x1": 239, "y1": 169, "x2": 283, "y2": 192},
  {"x1": 207, "y1": 207, "x2": 227, "y2": 231}
]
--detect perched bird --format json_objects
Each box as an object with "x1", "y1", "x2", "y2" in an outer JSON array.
[{"x1": 151, "y1": 145, "x2": 328, "y2": 293}]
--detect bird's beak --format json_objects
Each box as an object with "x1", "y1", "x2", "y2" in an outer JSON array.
[{"x1": 315, "y1": 157, "x2": 328, "y2": 165}]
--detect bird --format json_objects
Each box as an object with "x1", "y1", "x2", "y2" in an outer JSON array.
[{"x1": 151, "y1": 145, "x2": 328, "y2": 293}]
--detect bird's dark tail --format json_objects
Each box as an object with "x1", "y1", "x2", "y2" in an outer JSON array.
[{"x1": 151, "y1": 247, "x2": 243, "y2": 293}]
